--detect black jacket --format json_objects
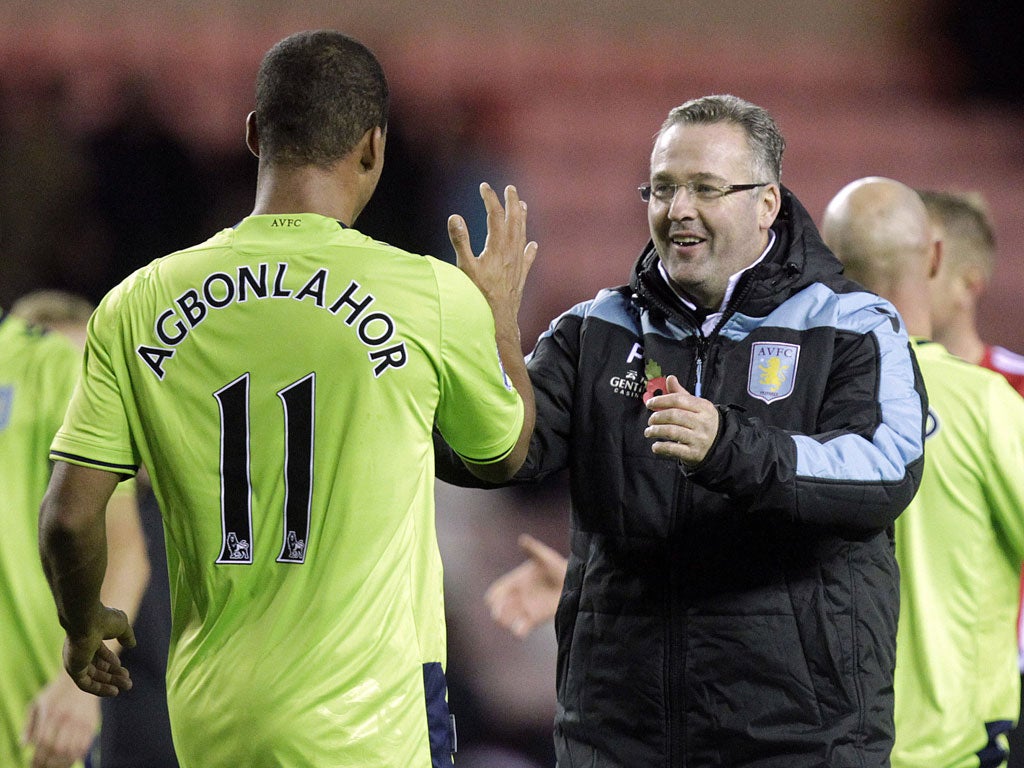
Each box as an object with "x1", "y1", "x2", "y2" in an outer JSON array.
[{"x1": 441, "y1": 189, "x2": 926, "y2": 767}]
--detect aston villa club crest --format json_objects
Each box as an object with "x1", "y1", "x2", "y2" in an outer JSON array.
[{"x1": 747, "y1": 342, "x2": 799, "y2": 404}]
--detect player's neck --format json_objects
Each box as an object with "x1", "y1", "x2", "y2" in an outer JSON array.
[
  {"x1": 888, "y1": 284, "x2": 932, "y2": 340},
  {"x1": 250, "y1": 165, "x2": 361, "y2": 226},
  {"x1": 934, "y1": 318, "x2": 985, "y2": 364},
  {"x1": 898, "y1": 311, "x2": 932, "y2": 341}
]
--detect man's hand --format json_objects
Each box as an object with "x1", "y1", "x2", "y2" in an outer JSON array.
[
  {"x1": 645, "y1": 375, "x2": 720, "y2": 467},
  {"x1": 39, "y1": 462, "x2": 135, "y2": 696},
  {"x1": 485, "y1": 533, "x2": 567, "y2": 638},
  {"x1": 446, "y1": 182, "x2": 539, "y2": 484},
  {"x1": 22, "y1": 673, "x2": 100, "y2": 768},
  {"x1": 447, "y1": 182, "x2": 538, "y2": 327},
  {"x1": 63, "y1": 606, "x2": 135, "y2": 697}
]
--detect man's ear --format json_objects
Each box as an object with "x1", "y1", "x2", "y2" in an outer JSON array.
[
  {"x1": 927, "y1": 237, "x2": 942, "y2": 280},
  {"x1": 245, "y1": 111, "x2": 260, "y2": 158},
  {"x1": 359, "y1": 125, "x2": 385, "y2": 173},
  {"x1": 759, "y1": 183, "x2": 782, "y2": 229}
]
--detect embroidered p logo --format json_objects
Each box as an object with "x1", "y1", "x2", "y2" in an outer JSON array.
[{"x1": 747, "y1": 342, "x2": 799, "y2": 404}]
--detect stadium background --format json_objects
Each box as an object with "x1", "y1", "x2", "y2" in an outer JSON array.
[{"x1": 2, "y1": 2, "x2": 1021, "y2": 765}]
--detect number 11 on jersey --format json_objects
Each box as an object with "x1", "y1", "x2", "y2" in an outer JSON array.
[{"x1": 214, "y1": 372, "x2": 315, "y2": 565}]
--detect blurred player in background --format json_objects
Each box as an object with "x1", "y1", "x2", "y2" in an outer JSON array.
[
  {"x1": 1, "y1": 303, "x2": 92, "y2": 768},
  {"x1": 823, "y1": 177, "x2": 1024, "y2": 768},
  {"x1": 2, "y1": 291, "x2": 147, "y2": 768},
  {"x1": 12, "y1": 289, "x2": 178, "y2": 767},
  {"x1": 918, "y1": 189, "x2": 1024, "y2": 395},
  {"x1": 917, "y1": 189, "x2": 1024, "y2": 767}
]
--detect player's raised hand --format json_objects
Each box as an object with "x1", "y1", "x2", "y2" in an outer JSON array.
[
  {"x1": 447, "y1": 183, "x2": 538, "y2": 324},
  {"x1": 447, "y1": 182, "x2": 539, "y2": 483}
]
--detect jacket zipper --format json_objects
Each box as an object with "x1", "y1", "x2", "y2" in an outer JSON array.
[
  {"x1": 693, "y1": 333, "x2": 709, "y2": 398},
  {"x1": 670, "y1": 276, "x2": 757, "y2": 767},
  {"x1": 694, "y1": 271, "x2": 758, "y2": 397},
  {"x1": 668, "y1": 476, "x2": 690, "y2": 768},
  {"x1": 668, "y1": 331, "x2": 708, "y2": 768}
]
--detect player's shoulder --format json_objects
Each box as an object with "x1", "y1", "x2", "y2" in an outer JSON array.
[
  {"x1": 417, "y1": 252, "x2": 486, "y2": 299},
  {"x1": 922, "y1": 341, "x2": 1024, "y2": 404},
  {"x1": 918, "y1": 339, "x2": 990, "y2": 376},
  {"x1": 0, "y1": 311, "x2": 77, "y2": 357},
  {"x1": 0, "y1": 311, "x2": 79, "y2": 383},
  {"x1": 96, "y1": 236, "x2": 214, "y2": 313}
]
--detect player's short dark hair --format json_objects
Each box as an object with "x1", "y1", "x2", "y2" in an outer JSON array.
[{"x1": 254, "y1": 30, "x2": 389, "y2": 168}]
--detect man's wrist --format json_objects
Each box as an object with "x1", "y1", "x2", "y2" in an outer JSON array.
[{"x1": 60, "y1": 601, "x2": 105, "y2": 639}]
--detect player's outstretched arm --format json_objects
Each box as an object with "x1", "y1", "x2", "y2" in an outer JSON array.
[
  {"x1": 485, "y1": 533, "x2": 567, "y2": 638},
  {"x1": 448, "y1": 183, "x2": 538, "y2": 483},
  {"x1": 39, "y1": 462, "x2": 136, "y2": 697}
]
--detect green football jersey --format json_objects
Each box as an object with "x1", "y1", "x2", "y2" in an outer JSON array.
[
  {"x1": 51, "y1": 214, "x2": 525, "y2": 767},
  {"x1": 893, "y1": 340, "x2": 1024, "y2": 768},
  {"x1": 0, "y1": 312, "x2": 81, "y2": 767}
]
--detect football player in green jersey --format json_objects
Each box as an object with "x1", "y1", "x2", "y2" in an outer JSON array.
[
  {"x1": 38, "y1": 30, "x2": 536, "y2": 768},
  {"x1": 2, "y1": 301, "x2": 148, "y2": 768},
  {"x1": 0, "y1": 311, "x2": 94, "y2": 768}
]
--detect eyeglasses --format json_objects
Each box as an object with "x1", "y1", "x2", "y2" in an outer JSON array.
[{"x1": 638, "y1": 181, "x2": 770, "y2": 203}]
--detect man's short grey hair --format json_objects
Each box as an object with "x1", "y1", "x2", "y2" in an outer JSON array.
[{"x1": 660, "y1": 94, "x2": 785, "y2": 184}]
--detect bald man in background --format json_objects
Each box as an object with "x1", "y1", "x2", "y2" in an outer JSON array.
[{"x1": 821, "y1": 176, "x2": 1024, "y2": 768}]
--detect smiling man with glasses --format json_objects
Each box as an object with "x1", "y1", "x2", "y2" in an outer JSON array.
[{"x1": 438, "y1": 93, "x2": 926, "y2": 767}]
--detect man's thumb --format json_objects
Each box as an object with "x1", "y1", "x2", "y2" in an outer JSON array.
[
  {"x1": 665, "y1": 374, "x2": 688, "y2": 394},
  {"x1": 519, "y1": 533, "x2": 567, "y2": 570}
]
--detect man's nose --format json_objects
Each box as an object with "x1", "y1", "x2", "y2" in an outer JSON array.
[{"x1": 666, "y1": 186, "x2": 697, "y2": 218}]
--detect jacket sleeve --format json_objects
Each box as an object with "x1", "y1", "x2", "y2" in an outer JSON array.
[
  {"x1": 689, "y1": 300, "x2": 927, "y2": 532},
  {"x1": 515, "y1": 311, "x2": 582, "y2": 483}
]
